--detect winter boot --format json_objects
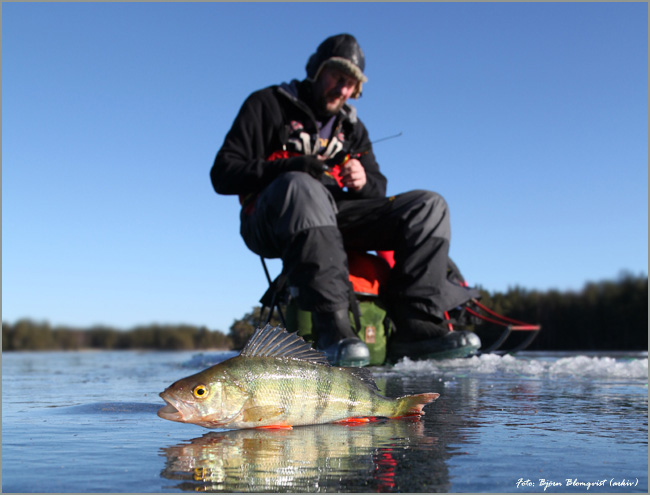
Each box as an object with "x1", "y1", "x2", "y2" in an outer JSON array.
[
  {"x1": 312, "y1": 308, "x2": 370, "y2": 367},
  {"x1": 387, "y1": 305, "x2": 481, "y2": 362}
]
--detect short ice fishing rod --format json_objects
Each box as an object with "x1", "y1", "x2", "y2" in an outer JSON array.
[
  {"x1": 324, "y1": 131, "x2": 403, "y2": 168},
  {"x1": 368, "y1": 131, "x2": 403, "y2": 146}
]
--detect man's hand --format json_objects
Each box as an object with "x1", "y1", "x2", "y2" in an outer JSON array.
[
  {"x1": 340, "y1": 158, "x2": 366, "y2": 191},
  {"x1": 280, "y1": 155, "x2": 326, "y2": 179}
]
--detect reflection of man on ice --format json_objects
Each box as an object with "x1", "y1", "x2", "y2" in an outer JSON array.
[{"x1": 211, "y1": 34, "x2": 480, "y2": 366}]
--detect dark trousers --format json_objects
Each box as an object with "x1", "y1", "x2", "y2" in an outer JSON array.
[{"x1": 240, "y1": 172, "x2": 473, "y2": 319}]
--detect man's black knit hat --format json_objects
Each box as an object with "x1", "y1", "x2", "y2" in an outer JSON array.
[{"x1": 305, "y1": 34, "x2": 367, "y2": 98}]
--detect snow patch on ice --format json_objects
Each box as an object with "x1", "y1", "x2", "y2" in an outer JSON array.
[
  {"x1": 393, "y1": 353, "x2": 648, "y2": 380},
  {"x1": 547, "y1": 355, "x2": 648, "y2": 379}
]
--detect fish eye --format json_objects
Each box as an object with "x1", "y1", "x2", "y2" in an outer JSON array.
[{"x1": 192, "y1": 384, "x2": 209, "y2": 399}]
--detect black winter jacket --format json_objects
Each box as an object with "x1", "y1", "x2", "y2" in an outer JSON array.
[{"x1": 211, "y1": 79, "x2": 387, "y2": 204}]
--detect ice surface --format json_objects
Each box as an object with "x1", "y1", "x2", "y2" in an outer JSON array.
[
  {"x1": 392, "y1": 353, "x2": 648, "y2": 380},
  {"x1": 3, "y1": 351, "x2": 647, "y2": 493}
]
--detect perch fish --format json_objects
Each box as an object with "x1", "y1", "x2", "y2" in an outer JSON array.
[{"x1": 158, "y1": 325, "x2": 439, "y2": 429}]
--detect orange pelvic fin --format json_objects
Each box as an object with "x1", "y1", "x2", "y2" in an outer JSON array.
[
  {"x1": 334, "y1": 417, "x2": 372, "y2": 425},
  {"x1": 254, "y1": 424, "x2": 293, "y2": 430}
]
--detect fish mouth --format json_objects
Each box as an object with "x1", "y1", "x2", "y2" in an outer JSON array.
[
  {"x1": 158, "y1": 392, "x2": 188, "y2": 422},
  {"x1": 157, "y1": 390, "x2": 241, "y2": 429}
]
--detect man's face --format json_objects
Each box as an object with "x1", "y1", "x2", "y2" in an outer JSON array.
[{"x1": 311, "y1": 65, "x2": 359, "y2": 117}]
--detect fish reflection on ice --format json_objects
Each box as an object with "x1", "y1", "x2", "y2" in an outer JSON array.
[{"x1": 160, "y1": 418, "x2": 442, "y2": 492}]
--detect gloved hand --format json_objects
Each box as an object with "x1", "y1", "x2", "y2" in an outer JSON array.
[
  {"x1": 271, "y1": 155, "x2": 326, "y2": 180},
  {"x1": 324, "y1": 149, "x2": 349, "y2": 167}
]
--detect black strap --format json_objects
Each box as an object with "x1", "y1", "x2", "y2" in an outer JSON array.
[
  {"x1": 347, "y1": 280, "x2": 362, "y2": 332},
  {"x1": 259, "y1": 257, "x2": 287, "y2": 328}
]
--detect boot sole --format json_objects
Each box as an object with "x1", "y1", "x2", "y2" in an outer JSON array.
[{"x1": 386, "y1": 331, "x2": 481, "y2": 363}]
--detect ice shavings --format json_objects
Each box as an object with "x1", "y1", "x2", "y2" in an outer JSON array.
[
  {"x1": 392, "y1": 353, "x2": 648, "y2": 380},
  {"x1": 547, "y1": 355, "x2": 648, "y2": 379}
]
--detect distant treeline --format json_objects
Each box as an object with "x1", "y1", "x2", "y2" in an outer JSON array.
[
  {"x1": 3, "y1": 273, "x2": 647, "y2": 352},
  {"x1": 475, "y1": 272, "x2": 647, "y2": 350},
  {"x1": 2, "y1": 322, "x2": 232, "y2": 351}
]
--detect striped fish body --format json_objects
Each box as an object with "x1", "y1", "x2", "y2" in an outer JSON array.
[
  {"x1": 217, "y1": 356, "x2": 426, "y2": 428},
  {"x1": 158, "y1": 326, "x2": 439, "y2": 430}
]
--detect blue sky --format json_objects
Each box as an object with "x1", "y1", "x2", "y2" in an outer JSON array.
[{"x1": 3, "y1": 2, "x2": 647, "y2": 333}]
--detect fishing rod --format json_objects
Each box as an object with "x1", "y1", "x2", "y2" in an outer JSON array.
[
  {"x1": 369, "y1": 131, "x2": 403, "y2": 146},
  {"x1": 324, "y1": 131, "x2": 403, "y2": 168}
]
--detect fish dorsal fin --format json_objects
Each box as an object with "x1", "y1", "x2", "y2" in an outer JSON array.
[
  {"x1": 240, "y1": 325, "x2": 330, "y2": 366},
  {"x1": 342, "y1": 367, "x2": 380, "y2": 391}
]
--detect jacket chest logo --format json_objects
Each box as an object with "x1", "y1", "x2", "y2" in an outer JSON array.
[{"x1": 286, "y1": 120, "x2": 345, "y2": 159}]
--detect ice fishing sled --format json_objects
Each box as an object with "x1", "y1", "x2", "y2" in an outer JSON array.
[
  {"x1": 448, "y1": 297, "x2": 543, "y2": 355},
  {"x1": 259, "y1": 251, "x2": 541, "y2": 364}
]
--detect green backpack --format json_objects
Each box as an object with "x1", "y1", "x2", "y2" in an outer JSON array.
[{"x1": 261, "y1": 251, "x2": 395, "y2": 365}]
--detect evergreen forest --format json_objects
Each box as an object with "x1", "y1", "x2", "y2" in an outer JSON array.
[{"x1": 3, "y1": 272, "x2": 647, "y2": 352}]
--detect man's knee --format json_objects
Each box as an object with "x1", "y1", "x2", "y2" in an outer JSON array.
[
  {"x1": 269, "y1": 172, "x2": 338, "y2": 234},
  {"x1": 241, "y1": 172, "x2": 339, "y2": 256},
  {"x1": 404, "y1": 189, "x2": 448, "y2": 212},
  {"x1": 397, "y1": 189, "x2": 451, "y2": 242}
]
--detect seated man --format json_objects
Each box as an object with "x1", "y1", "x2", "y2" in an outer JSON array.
[{"x1": 211, "y1": 34, "x2": 480, "y2": 366}]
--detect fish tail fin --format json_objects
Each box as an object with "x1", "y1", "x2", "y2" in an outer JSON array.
[{"x1": 392, "y1": 393, "x2": 440, "y2": 418}]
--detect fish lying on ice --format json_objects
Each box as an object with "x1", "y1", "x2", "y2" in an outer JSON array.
[{"x1": 158, "y1": 325, "x2": 439, "y2": 430}]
